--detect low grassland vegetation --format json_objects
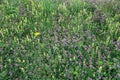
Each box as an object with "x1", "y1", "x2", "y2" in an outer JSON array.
[{"x1": 0, "y1": 0, "x2": 120, "y2": 79}]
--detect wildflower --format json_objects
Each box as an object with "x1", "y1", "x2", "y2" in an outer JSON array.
[
  {"x1": 14, "y1": 63, "x2": 18, "y2": 67},
  {"x1": 17, "y1": 58, "x2": 21, "y2": 62},
  {"x1": 19, "y1": 67, "x2": 25, "y2": 73},
  {"x1": 99, "y1": 66, "x2": 102, "y2": 72},
  {"x1": 34, "y1": 32, "x2": 40, "y2": 36},
  {"x1": 22, "y1": 60, "x2": 25, "y2": 63},
  {"x1": 9, "y1": 71, "x2": 13, "y2": 76},
  {"x1": 79, "y1": 53, "x2": 83, "y2": 59},
  {"x1": 14, "y1": 49, "x2": 16, "y2": 54},
  {"x1": 89, "y1": 58, "x2": 94, "y2": 68},
  {"x1": 88, "y1": 77, "x2": 93, "y2": 80},
  {"x1": 83, "y1": 59, "x2": 86, "y2": 66}
]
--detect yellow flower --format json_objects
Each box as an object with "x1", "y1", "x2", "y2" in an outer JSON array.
[
  {"x1": 20, "y1": 67, "x2": 25, "y2": 73},
  {"x1": 17, "y1": 58, "x2": 21, "y2": 62},
  {"x1": 34, "y1": 32, "x2": 40, "y2": 36},
  {"x1": 0, "y1": 29, "x2": 2, "y2": 34},
  {"x1": 22, "y1": 60, "x2": 25, "y2": 63},
  {"x1": 99, "y1": 66, "x2": 102, "y2": 72}
]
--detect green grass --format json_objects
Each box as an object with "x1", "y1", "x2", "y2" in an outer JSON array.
[{"x1": 0, "y1": 0, "x2": 120, "y2": 80}]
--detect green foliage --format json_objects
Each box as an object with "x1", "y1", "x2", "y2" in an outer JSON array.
[{"x1": 0, "y1": 0, "x2": 120, "y2": 79}]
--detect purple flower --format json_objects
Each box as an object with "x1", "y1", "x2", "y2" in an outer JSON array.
[
  {"x1": 84, "y1": 45, "x2": 90, "y2": 53},
  {"x1": 88, "y1": 77, "x2": 93, "y2": 80},
  {"x1": 9, "y1": 71, "x2": 13, "y2": 76},
  {"x1": 89, "y1": 58, "x2": 94, "y2": 68},
  {"x1": 14, "y1": 63, "x2": 18, "y2": 67},
  {"x1": 73, "y1": 38, "x2": 79, "y2": 43},
  {"x1": 14, "y1": 49, "x2": 16, "y2": 54},
  {"x1": 79, "y1": 53, "x2": 83, "y2": 59}
]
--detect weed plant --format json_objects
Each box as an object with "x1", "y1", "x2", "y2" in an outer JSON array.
[{"x1": 0, "y1": 0, "x2": 120, "y2": 79}]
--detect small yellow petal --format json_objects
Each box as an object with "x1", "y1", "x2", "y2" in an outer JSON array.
[
  {"x1": 20, "y1": 67, "x2": 25, "y2": 73},
  {"x1": 22, "y1": 60, "x2": 25, "y2": 63},
  {"x1": 99, "y1": 66, "x2": 102, "y2": 72},
  {"x1": 17, "y1": 58, "x2": 21, "y2": 62},
  {"x1": 34, "y1": 32, "x2": 40, "y2": 36}
]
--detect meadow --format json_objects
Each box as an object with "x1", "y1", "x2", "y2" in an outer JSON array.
[{"x1": 0, "y1": 0, "x2": 120, "y2": 80}]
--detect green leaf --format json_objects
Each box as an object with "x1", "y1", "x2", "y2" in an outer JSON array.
[{"x1": 0, "y1": 70, "x2": 8, "y2": 78}]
